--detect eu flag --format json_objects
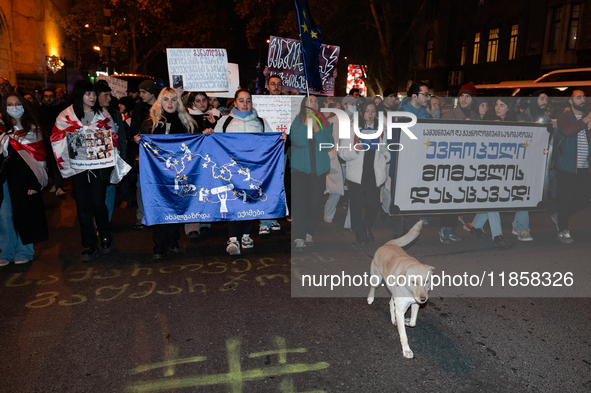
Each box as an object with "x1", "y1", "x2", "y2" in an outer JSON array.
[
  {"x1": 295, "y1": 0, "x2": 323, "y2": 91},
  {"x1": 139, "y1": 133, "x2": 286, "y2": 225}
]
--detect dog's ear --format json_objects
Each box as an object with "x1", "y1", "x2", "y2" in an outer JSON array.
[{"x1": 427, "y1": 265, "x2": 435, "y2": 271}]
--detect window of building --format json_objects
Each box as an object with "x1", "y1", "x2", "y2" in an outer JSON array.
[
  {"x1": 473, "y1": 33, "x2": 480, "y2": 64},
  {"x1": 509, "y1": 24, "x2": 518, "y2": 60},
  {"x1": 550, "y1": 6, "x2": 563, "y2": 51},
  {"x1": 568, "y1": 4, "x2": 581, "y2": 50},
  {"x1": 426, "y1": 40, "x2": 434, "y2": 68},
  {"x1": 460, "y1": 41, "x2": 467, "y2": 66},
  {"x1": 487, "y1": 28, "x2": 499, "y2": 62}
]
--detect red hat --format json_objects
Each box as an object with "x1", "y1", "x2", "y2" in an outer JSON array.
[{"x1": 459, "y1": 83, "x2": 477, "y2": 97}]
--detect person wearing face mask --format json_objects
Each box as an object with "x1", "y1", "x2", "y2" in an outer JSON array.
[
  {"x1": 339, "y1": 100, "x2": 390, "y2": 244},
  {"x1": 0, "y1": 93, "x2": 49, "y2": 267},
  {"x1": 52, "y1": 80, "x2": 116, "y2": 261},
  {"x1": 134, "y1": 88, "x2": 198, "y2": 259},
  {"x1": 428, "y1": 96, "x2": 442, "y2": 119}
]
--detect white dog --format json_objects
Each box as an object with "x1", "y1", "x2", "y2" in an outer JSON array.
[{"x1": 367, "y1": 220, "x2": 434, "y2": 358}]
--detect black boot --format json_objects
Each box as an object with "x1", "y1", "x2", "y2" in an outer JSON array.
[
  {"x1": 355, "y1": 230, "x2": 367, "y2": 244},
  {"x1": 364, "y1": 226, "x2": 374, "y2": 242}
]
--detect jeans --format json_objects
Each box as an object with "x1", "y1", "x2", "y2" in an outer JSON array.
[
  {"x1": 472, "y1": 212, "x2": 502, "y2": 238},
  {"x1": 512, "y1": 211, "x2": 530, "y2": 234},
  {"x1": 0, "y1": 182, "x2": 34, "y2": 261},
  {"x1": 323, "y1": 193, "x2": 341, "y2": 222},
  {"x1": 70, "y1": 170, "x2": 111, "y2": 249},
  {"x1": 106, "y1": 184, "x2": 116, "y2": 222}
]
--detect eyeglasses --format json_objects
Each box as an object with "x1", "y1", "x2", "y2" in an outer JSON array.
[
  {"x1": 269, "y1": 82, "x2": 282, "y2": 87},
  {"x1": 419, "y1": 92, "x2": 431, "y2": 97}
]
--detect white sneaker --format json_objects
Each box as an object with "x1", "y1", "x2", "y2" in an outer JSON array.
[
  {"x1": 0, "y1": 259, "x2": 10, "y2": 267},
  {"x1": 226, "y1": 237, "x2": 241, "y2": 255},
  {"x1": 557, "y1": 229, "x2": 574, "y2": 244},
  {"x1": 270, "y1": 221, "x2": 281, "y2": 231},
  {"x1": 259, "y1": 225, "x2": 270, "y2": 235},
  {"x1": 305, "y1": 234, "x2": 314, "y2": 246},
  {"x1": 241, "y1": 235, "x2": 254, "y2": 249},
  {"x1": 517, "y1": 232, "x2": 533, "y2": 242},
  {"x1": 293, "y1": 239, "x2": 305, "y2": 251}
]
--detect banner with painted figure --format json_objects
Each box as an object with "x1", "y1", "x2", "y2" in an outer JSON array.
[
  {"x1": 252, "y1": 95, "x2": 304, "y2": 134},
  {"x1": 139, "y1": 133, "x2": 286, "y2": 225},
  {"x1": 267, "y1": 36, "x2": 339, "y2": 96},
  {"x1": 392, "y1": 119, "x2": 552, "y2": 214},
  {"x1": 166, "y1": 48, "x2": 229, "y2": 92}
]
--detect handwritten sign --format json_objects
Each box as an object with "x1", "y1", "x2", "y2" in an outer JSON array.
[
  {"x1": 98, "y1": 74, "x2": 128, "y2": 99},
  {"x1": 166, "y1": 48, "x2": 229, "y2": 92},
  {"x1": 267, "y1": 36, "x2": 339, "y2": 96},
  {"x1": 207, "y1": 63, "x2": 239, "y2": 98},
  {"x1": 252, "y1": 95, "x2": 304, "y2": 134}
]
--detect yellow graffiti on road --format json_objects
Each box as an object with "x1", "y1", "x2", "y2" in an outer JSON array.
[{"x1": 126, "y1": 337, "x2": 329, "y2": 393}]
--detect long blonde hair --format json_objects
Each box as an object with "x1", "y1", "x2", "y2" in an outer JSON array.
[{"x1": 149, "y1": 88, "x2": 197, "y2": 133}]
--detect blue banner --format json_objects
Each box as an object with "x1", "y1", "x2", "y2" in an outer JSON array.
[{"x1": 139, "y1": 133, "x2": 286, "y2": 225}]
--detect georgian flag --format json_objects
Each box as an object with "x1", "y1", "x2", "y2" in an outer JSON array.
[
  {"x1": 0, "y1": 125, "x2": 48, "y2": 188},
  {"x1": 50, "y1": 105, "x2": 116, "y2": 178}
]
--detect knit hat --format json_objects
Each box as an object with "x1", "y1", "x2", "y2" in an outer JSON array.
[
  {"x1": 459, "y1": 83, "x2": 477, "y2": 97},
  {"x1": 138, "y1": 80, "x2": 157, "y2": 96},
  {"x1": 476, "y1": 97, "x2": 488, "y2": 107},
  {"x1": 383, "y1": 87, "x2": 396, "y2": 97}
]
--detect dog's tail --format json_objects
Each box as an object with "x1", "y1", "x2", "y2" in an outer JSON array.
[{"x1": 386, "y1": 220, "x2": 425, "y2": 248}]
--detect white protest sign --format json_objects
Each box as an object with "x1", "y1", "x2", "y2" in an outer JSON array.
[
  {"x1": 207, "y1": 63, "x2": 239, "y2": 98},
  {"x1": 98, "y1": 74, "x2": 128, "y2": 99},
  {"x1": 166, "y1": 48, "x2": 229, "y2": 92},
  {"x1": 393, "y1": 119, "x2": 551, "y2": 213},
  {"x1": 252, "y1": 95, "x2": 305, "y2": 134}
]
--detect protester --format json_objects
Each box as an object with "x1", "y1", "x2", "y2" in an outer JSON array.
[
  {"x1": 95, "y1": 82, "x2": 127, "y2": 222},
  {"x1": 213, "y1": 89, "x2": 273, "y2": 255},
  {"x1": 339, "y1": 100, "x2": 390, "y2": 243},
  {"x1": 0, "y1": 93, "x2": 48, "y2": 266},
  {"x1": 323, "y1": 97, "x2": 345, "y2": 224},
  {"x1": 289, "y1": 95, "x2": 333, "y2": 251},
  {"x1": 186, "y1": 92, "x2": 218, "y2": 132},
  {"x1": 52, "y1": 80, "x2": 115, "y2": 261},
  {"x1": 134, "y1": 87, "x2": 198, "y2": 259},
  {"x1": 473, "y1": 97, "x2": 489, "y2": 119},
  {"x1": 552, "y1": 89, "x2": 591, "y2": 244},
  {"x1": 40, "y1": 87, "x2": 66, "y2": 196},
  {"x1": 131, "y1": 79, "x2": 160, "y2": 229}
]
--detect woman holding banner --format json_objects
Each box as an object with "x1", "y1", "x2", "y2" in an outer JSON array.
[
  {"x1": 289, "y1": 95, "x2": 334, "y2": 252},
  {"x1": 339, "y1": 101, "x2": 390, "y2": 244},
  {"x1": 134, "y1": 87, "x2": 197, "y2": 259},
  {"x1": 0, "y1": 93, "x2": 48, "y2": 266},
  {"x1": 52, "y1": 80, "x2": 115, "y2": 261},
  {"x1": 213, "y1": 89, "x2": 273, "y2": 255}
]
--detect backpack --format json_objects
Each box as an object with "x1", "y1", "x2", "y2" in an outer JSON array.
[{"x1": 222, "y1": 116, "x2": 265, "y2": 132}]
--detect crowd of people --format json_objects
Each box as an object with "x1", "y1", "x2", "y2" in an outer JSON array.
[{"x1": 0, "y1": 73, "x2": 590, "y2": 265}]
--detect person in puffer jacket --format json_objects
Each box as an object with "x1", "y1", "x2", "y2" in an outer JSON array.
[{"x1": 213, "y1": 89, "x2": 272, "y2": 255}]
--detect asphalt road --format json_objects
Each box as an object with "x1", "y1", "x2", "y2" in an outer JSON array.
[{"x1": 1, "y1": 186, "x2": 590, "y2": 392}]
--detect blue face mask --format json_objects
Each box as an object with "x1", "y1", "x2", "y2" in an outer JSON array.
[
  {"x1": 347, "y1": 105, "x2": 356, "y2": 114},
  {"x1": 7, "y1": 105, "x2": 24, "y2": 119}
]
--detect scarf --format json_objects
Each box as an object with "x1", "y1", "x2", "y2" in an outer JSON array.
[
  {"x1": 0, "y1": 125, "x2": 47, "y2": 188},
  {"x1": 232, "y1": 107, "x2": 253, "y2": 119}
]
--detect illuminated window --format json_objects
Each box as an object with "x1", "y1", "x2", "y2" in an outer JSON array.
[
  {"x1": 426, "y1": 40, "x2": 434, "y2": 68},
  {"x1": 550, "y1": 6, "x2": 562, "y2": 51},
  {"x1": 460, "y1": 41, "x2": 467, "y2": 66},
  {"x1": 487, "y1": 28, "x2": 499, "y2": 62},
  {"x1": 509, "y1": 24, "x2": 518, "y2": 60},
  {"x1": 473, "y1": 33, "x2": 480, "y2": 64},
  {"x1": 568, "y1": 4, "x2": 581, "y2": 50}
]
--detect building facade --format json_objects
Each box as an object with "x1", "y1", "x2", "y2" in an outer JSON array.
[
  {"x1": 411, "y1": 0, "x2": 591, "y2": 94},
  {"x1": 0, "y1": 0, "x2": 76, "y2": 91}
]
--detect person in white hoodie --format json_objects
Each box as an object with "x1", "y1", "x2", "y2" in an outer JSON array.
[
  {"x1": 213, "y1": 89, "x2": 273, "y2": 255},
  {"x1": 338, "y1": 100, "x2": 390, "y2": 243}
]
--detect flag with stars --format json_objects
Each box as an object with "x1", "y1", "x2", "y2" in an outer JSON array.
[
  {"x1": 295, "y1": 0, "x2": 323, "y2": 91},
  {"x1": 139, "y1": 133, "x2": 286, "y2": 225}
]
